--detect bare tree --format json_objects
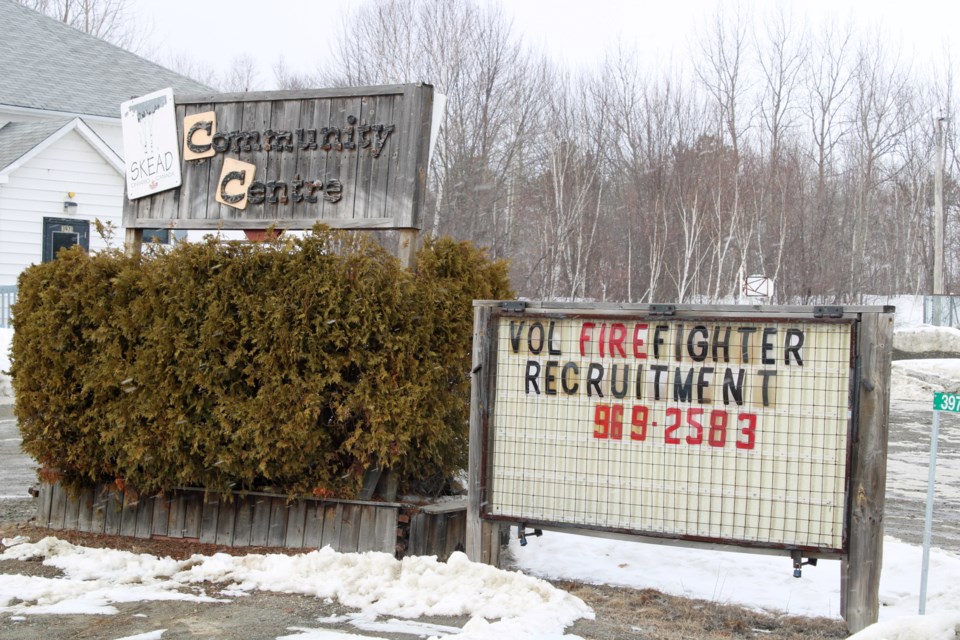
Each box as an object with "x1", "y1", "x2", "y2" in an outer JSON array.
[{"x1": 17, "y1": 0, "x2": 148, "y2": 52}]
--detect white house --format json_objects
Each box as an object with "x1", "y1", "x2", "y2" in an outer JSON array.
[{"x1": 0, "y1": 0, "x2": 211, "y2": 297}]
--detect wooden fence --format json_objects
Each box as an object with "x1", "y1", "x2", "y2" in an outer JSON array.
[{"x1": 36, "y1": 481, "x2": 466, "y2": 559}]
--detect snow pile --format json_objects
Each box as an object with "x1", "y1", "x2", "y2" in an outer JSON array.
[
  {"x1": 894, "y1": 325, "x2": 960, "y2": 356},
  {"x1": 1, "y1": 537, "x2": 592, "y2": 638}
]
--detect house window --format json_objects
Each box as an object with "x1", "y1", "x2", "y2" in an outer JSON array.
[{"x1": 42, "y1": 217, "x2": 89, "y2": 262}]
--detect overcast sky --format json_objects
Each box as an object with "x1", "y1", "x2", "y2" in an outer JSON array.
[{"x1": 132, "y1": 0, "x2": 959, "y2": 87}]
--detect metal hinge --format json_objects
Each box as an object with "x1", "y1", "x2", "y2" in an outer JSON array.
[
  {"x1": 502, "y1": 300, "x2": 527, "y2": 312},
  {"x1": 649, "y1": 304, "x2": 676, "y2": 317},
  {"x1": 813, "y1": 306, "x2": 843, "y2": 318}
]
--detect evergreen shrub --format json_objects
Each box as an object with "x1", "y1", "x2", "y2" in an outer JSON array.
[{"x1": 10, "y1": 227, "x2": 512, "y2": 499}]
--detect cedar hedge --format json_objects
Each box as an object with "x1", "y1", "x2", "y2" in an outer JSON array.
[{"x1": 10, "y1": 226, "x2": 512, "y2": 499}]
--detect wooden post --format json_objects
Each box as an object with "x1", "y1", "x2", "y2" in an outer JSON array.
[
  {"x1": 124, "y1": 227, "x2": 143, "y2": 258},
  {"x1": 467, "y1": 303, "x2": 496, "y2": 563},
  {"x1": 843, "y1": 311, "x2": 894, "y2": 632},
  {"x1": 397, "y1": 228, "x2": 419, "y2": 270}
]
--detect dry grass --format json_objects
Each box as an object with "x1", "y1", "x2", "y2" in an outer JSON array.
[{"x1": 559, "y1": 580, "x2": 849, "y2": 640}]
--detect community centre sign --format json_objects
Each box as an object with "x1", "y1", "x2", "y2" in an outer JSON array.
[{"x1": 122, "y1": 83, "x2": 434, "y2": 231}]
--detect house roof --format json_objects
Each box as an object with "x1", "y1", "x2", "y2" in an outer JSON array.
[
  {"x1": 0, "y1": 0, "x2": 211, "y2": 119},
  {"x1": 0, "y1": 117, "x2": 123, "y2": 178}
]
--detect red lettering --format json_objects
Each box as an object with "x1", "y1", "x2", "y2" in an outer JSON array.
[
  {"x1": 599, "y1": 323, "x2": 607, "y2": 358},
  {"x1": 633, "y1": 323, "x2": 648, "y2": 358},
  {"x1": 609, "y1": 323, "x2": 627, "y2": 357},
  {"x1": 579, "y1": 322, "x2": 596, "y2": 357}
]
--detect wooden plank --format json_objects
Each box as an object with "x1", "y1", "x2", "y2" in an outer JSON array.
[
  {"x1": 167, "y1": 493, "x2": 186, "y2": 539},
  {"x1": 302, "y1": 501, "x2": 324, "y2": 549},
  {"x1": 179, "y1": 102, "x2": 214, "y2": 220},
  {"x1": 135, "y1": 495, "x2": 154, "y2": 539},
  {"x1": 445, "y1": 511, "x2": 466, "y2": 559},
  {"x1": 339, "y1": 503, "x2": 361, "y2": 553},
  {"x1": 182, "y1": 494, "x2": 202, "y2": 539},
  {"x1": 249, "y1": 496, "x2": 272, "y2": 547},
  {"x1": 428, "y1": 511, "x2": 448, "y2": 558},
  {"x1": 374, "y1": 506, "x2": 398, "y2": 556},
  {"x1": 89, "y1": 484, "x2": 108, "y2": 535},
  {"x1": 152, "y1": 494, "x2": 170, "y2": 537},
  {"x1": 200, "y1": 494, "x2": 221, "y2": 544},
  {"x1": 103, "y1": 489, "x2": 123, "y2": 536},
  {"x1": 36, "y1": 481, "x2": 53, "y2": 527},
  {"x1": 63, "y1": 487, "x2": 81, "y2": 531},
  {"x1": 206, "y1": 101, "x2": 244, "y2": 223},
  {"x1": 119, "y1": 494, "x2": 139, "y2": 538},
  {"x1": 466, "y1": 304, "x2": 494, "y2": 562},
  {"x1": 75, "y1": 486, "x2": 94, "y2": 533},
  {"x1": 285, "y1": 500, "x2": 307, "y2": 549},
  {"x1": 359, "y1": 468, "x2": 381, "y2": 501},
  {"x1": 266, "y1": 497, "x2": 288, "y2": 548},
  {"x1": 408, "y1": 512, "x2": 428, "y2": 556},
  {"x1": 233, "y1": 496, "x2": 254, "y2": 547},
  {"x1": 357, "y1": 505, "x2": 379, "y2": 553},
  {"x1": 843, "y1": 311, "x2": 894, "y2": 633},
  {"x1": 320, "y1": 503, "x2": 343, "y2": 550},
  {"x1": 48, "y1": 482, "x2": 67, "y2": 530},
  {"x1": 215, "y1": 498, "x2": 236, "y2": 547}
]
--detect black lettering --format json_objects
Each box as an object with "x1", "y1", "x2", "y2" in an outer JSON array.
[
  {"x1": 528, "y1": 322, "x2": 545, "y2": 355},
  {"x1": 324, "y1": 179, "x2": 342, "y2": 204},
  {"x1": 371, "y1": 124, "x2": 395, "y2": 158},
  {"x1": 342, "y1": 115, "x2": 357, "y2": 150},
  {"x1": 186, "y1": 120, "x2": 213, "y2": 154},
  {"x1": 674, "y1": 367, "x2": 694, "y2": 402},
  {"x1": 697, "y1": 367, "x2": 714, "y2": 403},
  {"x1": 635, "y1": 364, "x2": 644, "y2": 399},
  {"x1": 211, "y1": 131, "x2": 231, "y2": 153},
  {"x1": 653, "y1": 325, "x2": 669, "y2": 359},
  {"x1": 321, "y1": 127, "x2": 341, "y2": 151},
  {"x1": 687, "y1": 325, "x2": 709, "y2": 362},
  {"x1": 785, "y1": 329, "x2": 804, "y2": 366},
  {"x1": 547, "y1": 321, "x2": 562, "y2": 355},
  {"x1": 525, "y1": 360, "x2": 541, "y2": 395},
  {"x1": 587, "y1": 363, "x2": 604, "y2": 398},
  {"x1": 296, "y1": 128, "x2": 318, "y2": 151},
  {"x1": 712, "y1": 326, "x2": 731, "y2": 362},
  {"x1": 674, "y1": 324, "x2": 684, "y2": 361},
  {"x1": 509, "y1": 321, "x2": 525, "y2": 353},
  {"x1": 219, "y1": 170, "x2": 247, "y2": 204},
  {"x1": 651, "y1": 364, "x2": 668, "y2": 401},
  {"x1": 759, "y1": 370, "x2": 777, "y2": 406},
  {"x1": 234, "y1": 131, "x2": 260, "y2": 152},
  {"x1": 266, "y1": 181, "x2": 288, "y2": 205},
  {"x1": 544, "y1": 361, "x2": 558, "y2": 395},
  {"x1": 561, "y1": 362, "x2": 579, "y2": 395},
  {"x1": 761, "y1": 328, "x2": 777, "y2": 365},
  {"x1": 737, "y1": 327, "x2": 757, "y2": 363},
  {"x1": 723, "y1": 368, "x2": 745, "y2": 406},
  {"x1": 610, "y1": 364, "x2": 629, "y2": 399},
  {"x1": 247, "y1": 181, "x2": 266, "y2": 205},
  {"x1": 291, "y1": 178, "x2": 305, "y2": 203}
]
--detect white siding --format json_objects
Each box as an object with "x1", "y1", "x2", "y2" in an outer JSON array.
[{"x1": 0, "y1": 129, "x2": 123, "y2": 286}]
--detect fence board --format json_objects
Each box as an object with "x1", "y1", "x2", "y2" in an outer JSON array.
[
  {"x1": 63, "y1": 488, "x2": 81, "y2": 531},
  {"x1": 135, "y1": 496, "x2": 154, "y2": 539},
  {"x1": 200, "y1": 495, "x2": 220, "y2": 544},
  {"x1": 119, "y1": 495, "x2": 139, "y2": 537},
  {"x1": 36, "y1": 481, "x2": 52, "y2": 527},
  {"x1": 48, "y1": 482, "x2": 67, "y2": 529},
  {"x1": 233, "y1": 496, "x2": 255, "y2": 547},
  {"x1": 267, "y1": 497, "x2": 288, "y2": 548},
  {"x1": 90, "y1": 484, "x2": 109, "y2": 534},
  {"x1": 182, "y1": 495, "x2": 201, "y2": 539},
  {"x1": 303, "y1": 502, "x2": 324, "y2": 549},
  {"x1": 249, "y1": 496, "x2": 272, "y2": 547},
  {"x1": 339, "y1": 503, "x2": 361, "y2": 552},
  {"x1": 152, "y1": 495, "x2": 170, "y2": 537},
  {"x1": 285, "y1": 501, "x2": 307, "y2": 549},
  {"x1": 374, "y1": 506, "x2": 398, "y2": 556},
  {"x1": 357, "y1": 505, "x2": 379, "y2": 552},
  {"x1": 215, "y1": 499, "x2": 236, "y2": 546},
  {"x1": 167, "y1": 494, "x2": 186, "y2": 538},
  {"x1": 321, "y1": 503, "x2": 343, "y2": 550},
  {"x1": 103, "y1": 489, "x2": 122, "y2": 536}
]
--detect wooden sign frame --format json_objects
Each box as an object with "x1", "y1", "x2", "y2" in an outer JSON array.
[{"x1": 122, "y1": 83, "x2": 434, "y2": 233}]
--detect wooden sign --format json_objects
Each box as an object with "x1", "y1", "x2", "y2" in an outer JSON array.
[{"x1": 123, "y1": 84, "x2": 434, "y2": 231}]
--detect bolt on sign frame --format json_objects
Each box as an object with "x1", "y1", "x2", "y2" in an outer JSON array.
[{"x1": 466, "y1": 301, "x2": 894, "y2": 633}]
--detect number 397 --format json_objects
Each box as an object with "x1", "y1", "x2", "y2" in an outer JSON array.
[{"x1": 593, "y1": 404, "x2": 757, "y2": 450}]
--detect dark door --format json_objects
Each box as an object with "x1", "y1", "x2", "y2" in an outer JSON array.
[{"x1": 42, "y1": 217, "x2": 90, "y2": 262}]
